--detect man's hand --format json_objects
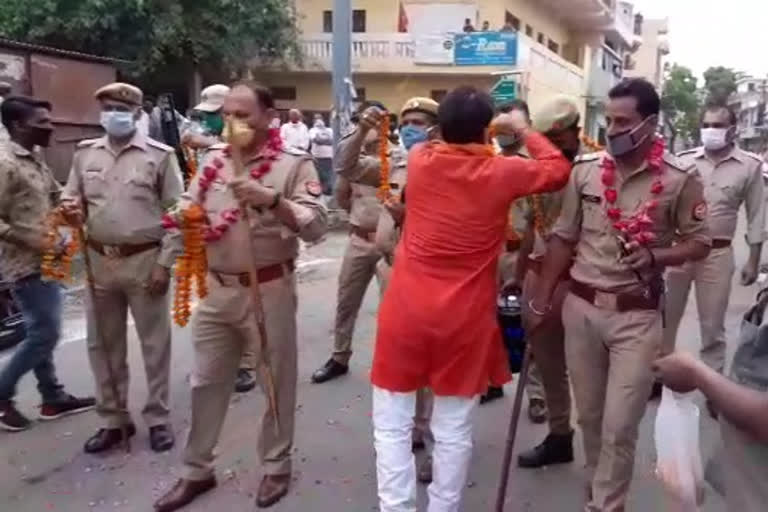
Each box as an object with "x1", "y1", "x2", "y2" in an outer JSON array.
[
  {"x1": 384, "y1": 198, "x2": 405, "y2": 225},
  {"x1": 59, "y1": 199, "x2": 83, "y2": 227},
  {"x1": 621, "y1": 242, "x2": 654, "y2": 271},
  {"x1": 652, "y1": 352, "x2": 704, "y2": 394},
  {"x1": 229, "y1": 178, "x2": 278, "y2": 208},
  {"x1": 521, "y1": 302, "x2": 547, "y2": 337},
  {"x1": 358, "y1": 106, "x2": 385, "y2": 132},
  {"x1": 740, "y1": 262, "x2": 759, "y2": 286},
  {"x1": 145, "y1": 264, "x2": 171, "y2": 296},
  {"x1": 493, "y1": 111, "x2": 531, "y2": 138}
]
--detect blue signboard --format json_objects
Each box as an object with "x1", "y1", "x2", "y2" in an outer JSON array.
[{"x1": 453, "y1": 32, "x2": 517, "y2": 66}]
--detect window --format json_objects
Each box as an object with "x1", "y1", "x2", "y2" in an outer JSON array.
[
  {"x1": 525, "y1": 25, "x2": 534, "y2": 37},
  {"x1": 355, "y1": 88, "x2": 366, "y2": 102},
  {"x1": 548, "y1": 39, "x2": 560, "y2": 54},
  {"x1": 271, "y1": 87, "x2": 297, "y2": 101},
  {"x1": 537, "y1": 33, "x2": 545, "y2": 44},
  {"x1": 323, "y1": 10, "x2": 332, "y2": 33},
  {"x1": 504, "y1": 11, "x2": 521, "y2": 31},
  {"x1": 430, "y1": 90, "x2": 448, "y2": 102},
  {"x1": 352, "y1": 10, "x2": 366, "y2": 33}
]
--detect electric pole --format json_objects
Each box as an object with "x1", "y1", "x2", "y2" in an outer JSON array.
[{"x1": 332, "y1": 0, "x2": 352, "y2": 150}]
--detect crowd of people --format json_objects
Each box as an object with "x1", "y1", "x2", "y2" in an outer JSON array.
[{"x1": 0, "y1": 75, "x2": 766, "y2": 512}]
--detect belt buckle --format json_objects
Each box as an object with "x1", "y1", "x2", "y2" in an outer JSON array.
[
  {"x1": 103, "y1": 245, "x2": 121, "y2": 259},
  {"x1": 594, "y1": 291, "x2": 618, "y2": 310}
]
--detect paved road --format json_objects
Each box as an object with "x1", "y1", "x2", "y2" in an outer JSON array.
[{"x1": 1, "y1": 223, "x2": 755, "y2": 511}]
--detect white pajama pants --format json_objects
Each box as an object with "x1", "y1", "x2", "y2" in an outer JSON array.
[{"x1": 373, "y1": 386, "x2": 478, "y2": 512}]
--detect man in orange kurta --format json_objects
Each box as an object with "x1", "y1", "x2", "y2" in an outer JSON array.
[{"x1": 370, "y1": 86, "x2": 571, "y2": 512}]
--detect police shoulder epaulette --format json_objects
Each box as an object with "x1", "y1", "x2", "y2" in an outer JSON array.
[
  {"x1": 741, "y1": 149, "x2": 764, "y2": 164},
  {"x1": 76, "y1": 138, "x2": 99, "y2": 148},
  {"x1": 146, "y1": 138, "x2": 174, "y2": 153},
  {"x1": 573, "y1": 151, "x2": 602, "y2": 165},
  {"x1": 675, "y1": 147, "x2": 699, "y2": 158},
  {"x1": 663, "y1": 153, "x2": 694, "y2": 173}
]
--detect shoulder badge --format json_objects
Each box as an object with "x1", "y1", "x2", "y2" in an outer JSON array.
[
  {"x1": 304, "y1": 180, "x2": 323, "y2": 197},
  {"x1": 573, "y1": 151, "x2": 602, "y2": 165},
  {"x1": 692, "y1": 201, "x2": 708, "y2": 221},
  {"x1": 663, "y1": 152, "x2": 695, "y2": 173},
  {"x1": 76, "y1": 138, "x2": 99, "y2": 149},
  {"x1": 146, "y1": 138, "x2": 174, "y2": 153}
]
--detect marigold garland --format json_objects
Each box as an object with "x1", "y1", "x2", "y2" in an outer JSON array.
[
  {"x1": 41, "y1": 209, "x2": 80, "y2": 282},
  {"x1": 378, "y1": 116, "x2": 391, "y2": 201},
  {"x1": 182, "y1": 144, "x2": 198, "y2": 184},
  {"x1": 172, "y1": 204, "x2": 208, "y2": 327}
]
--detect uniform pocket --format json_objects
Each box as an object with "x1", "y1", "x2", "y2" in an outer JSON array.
[
  {"x1": 582, "y1": 201, "x2": 606, "y2": 233},
  {"x1": 125, "y1": 167, "x2": 156, "y2": 200},
  {"x1": 83, "y1": 171, "x2": 107, "y2": 198}
]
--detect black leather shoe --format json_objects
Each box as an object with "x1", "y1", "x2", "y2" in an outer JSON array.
[
  {"x1": 480, "y1": 386, "x2": 504, "y2": 405},
  {"x1": 149, "y1": 424, "x2": 175, "y2": 452},
  {"x1": 154, "y1": 477, "x2": 217, "y2": 512},
  {"x1": 649, "y1": 381, "x2": 663, "y2": 401},
  {"x1": 518, "y1": 431, "x2": 574, "y2": 468},
  {"x1": 311, "y1": 358, "x2": 349, "y2": 384},
  {"x1": 235, "y1": 369, "x2": 257, "y2": 393},
  {"x1": 84, "y1": 424, "x2": 136, "y2": 453}
]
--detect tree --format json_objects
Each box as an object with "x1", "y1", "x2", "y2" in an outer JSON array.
[
  {"x1": 0, "y1": 0, "x2": 301, "y2": 103},
  {"x1": 661, "y1": 64, "x2": 700, "y2": 150},
  {"x1": 703, "y1": 66, "x2": 738, "y2": 104}
]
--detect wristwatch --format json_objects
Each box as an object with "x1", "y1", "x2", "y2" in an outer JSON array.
[{"x1": 268, "y1": 191, "x2": 282, "y2": 210}]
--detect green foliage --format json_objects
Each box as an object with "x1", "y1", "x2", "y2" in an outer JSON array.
[
  {"x1": 703, "y1": 66, "x2": 738, "y2": 104},
  {"x1": 0, "y1": 0, "x2": 300, "y2": 85},
  {"x1": 661, "y1": 64, "x2": 701, "y2": 149}
]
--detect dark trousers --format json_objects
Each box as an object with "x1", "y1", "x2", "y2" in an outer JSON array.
[
  {"x1": 0, "y1": 274, "x2": 63, "y2": 402},
  {"x1": 315, "y1": 158, "x2": 334, "y2": 196}
]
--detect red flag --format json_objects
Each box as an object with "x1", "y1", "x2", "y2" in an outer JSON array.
[{"x1": 398, "y1": 2, "x2": 408, "y2": 33}]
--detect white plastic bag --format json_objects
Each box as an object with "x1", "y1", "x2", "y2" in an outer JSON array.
[{"x1": 654, "y1": 387, "x2": 704, "y2": 511}]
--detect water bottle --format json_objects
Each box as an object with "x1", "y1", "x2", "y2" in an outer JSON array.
[{"x1": 497, "y1": 290, "x2": 526, "y2": 373}]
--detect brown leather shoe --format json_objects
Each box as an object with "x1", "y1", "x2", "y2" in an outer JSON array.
[
  {"x1": 256, "y1": 473, "x2": 290, "y2": 508},
  {"x1": 154, "y1": 477, "x2": 216, "y2": 512}
]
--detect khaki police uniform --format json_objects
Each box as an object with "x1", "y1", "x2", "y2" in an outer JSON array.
[
  {"x1": 65, "y1": 129, "x2": 183, "y2": 428},
  {"x1": 181, "y1": 144, "x2": 327, "y2": 480},
  {"x1": 664, "y1": 146, "x2": 765, "y2": 372},
  {"x1": 331, "y1": 129, "x2": 406, "y2": 363},
  {"x1": 552, "y1": 151, "x2": 710, "y2": 511}
]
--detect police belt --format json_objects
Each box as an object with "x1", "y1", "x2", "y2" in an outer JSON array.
[
  {"x1": 569, "y1": 279, "x2": 661, "y2": 312},
  {"x1": 209, "y1": 260, "x2": 294, "y2": 287},
  {"x1": 88, "y1": 239, "x2": 160, "y2": 258}
]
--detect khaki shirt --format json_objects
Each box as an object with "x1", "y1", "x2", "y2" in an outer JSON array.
[
  {"x1": 181, "y1": 145, "x2": 327, "y2": 274},
  {"x1": 678, "y1": 146, "x2": 765, "y2": 244},
  {"x1": 0, "y1": 141, "x2": 61, "y2": 281},
  {"x1": 511, "y1": 191, "x2": 565, "y2": 259},
  {"x1": 552, "y1": 151, "x2": 711, "y2": 293},
  {"x1": 374, "y1": 163, "x2": 408, "y2": 260},
  {"x1": 64, "y1": 132, "x2": 184, "y2": 268},
  {"x1": 335, "y1": 127, "x2": 407, "y2": 231}
]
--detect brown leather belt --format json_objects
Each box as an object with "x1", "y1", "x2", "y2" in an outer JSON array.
[
  {"x1": 88, "y1": 239, "x2": 160, "y2": 258},
  {"x1": 527, "y1": 256, "x2": 571, "y2": 281},
  {"x1": 351, "y1": 225, "x2": 376, "y2": 241},
  {"x1": 569, "y1": 279, "x2": 660, "y2": 312},
  {"x1": 506, "y1": 239, "x2": 521, "y2": 252},
  {"x1": 210, "y1": 260, "x2": 294, "y2": 287},
  {"x1": 712, "y1": 239, "x2": 731, "y2": 249}
]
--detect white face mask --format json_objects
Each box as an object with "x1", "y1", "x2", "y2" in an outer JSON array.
[
  {"x1": 701, "y1": 127, "x2": 730, "y2": 151},
  {"x1": 100, "y1": 111, "x2": 136, "y2": 138}
]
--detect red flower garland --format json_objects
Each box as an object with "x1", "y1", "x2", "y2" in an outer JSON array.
[
  {"x1": 600, "y1": 136, "x2": 666, "y2": 246},
  {"x1": 162, "y1": 128, "x2": 283, "y2": 242}
]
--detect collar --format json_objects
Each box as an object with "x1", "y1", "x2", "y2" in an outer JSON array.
[
  {"x1": 9, "y1": 141, "x2": 34, "y2": 158},
  {"x1": 695, "y1": 144, "x2": 743, "y2": 164},
  {"x1": 91, "y1": 130, "x2": 148, "y2": 152}
]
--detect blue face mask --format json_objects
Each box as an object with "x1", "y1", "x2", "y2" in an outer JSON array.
[
  {"x1": 400, "y1": 124, "x2": 429, "y2": 151},
  {"x1": 100, "y1": 111, "x2": 136, "y2": 138},
  {"x1": 496, "y1": 134, "x2": 518, "y2": 149}
]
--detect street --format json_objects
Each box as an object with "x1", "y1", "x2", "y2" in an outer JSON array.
[{"x1": 0, "y1": 223, "x2": 751, "y2": 512}]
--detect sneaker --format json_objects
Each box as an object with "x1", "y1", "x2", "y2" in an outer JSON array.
[
  {"x1": 39, "y1": 394, "x2": 96, "y2": 421},
  {"x1": 235, "y1": 369, "x2": 257, "y2": 393},
  {"x1": 0, "y1": 400, "x2": 31, "y2": 432}
]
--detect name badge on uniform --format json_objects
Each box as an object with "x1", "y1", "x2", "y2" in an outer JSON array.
[{"x1": 581, "y1": 194, "x2": 601, "y2": 204}]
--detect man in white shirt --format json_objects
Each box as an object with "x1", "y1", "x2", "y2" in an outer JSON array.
[
  {"x1": 308, "y1": 114, "x2": 334, "y2": 196},
  {"x1": 280, "y1": 109, "x2": 310, "y2": 151}
]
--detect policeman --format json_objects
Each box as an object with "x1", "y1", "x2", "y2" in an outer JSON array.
[
  {"x1": 664, "y1": 102, "x2": 765, "y2": 395},
  {"x1": 524, "y1": 79, "x2": 711, "y2": 511},
  {"x1": 64, "y1": 83, "x2": 183, "y2": 454},
  {"x1": 373, "y1": 96, "x2": 439, "y2": 484},
  {"x1": 513, "y1": 96, "x2": 582, "y2": 469},
  {"x1": 493, "y1": 99, "x2": 547, "y2": 422},
  {"x1": 154, "y1": 82, "x2": 327, "y2": 511},
  {"x1": 311, "y1": 101, "x2": 404, "y2": 383}
]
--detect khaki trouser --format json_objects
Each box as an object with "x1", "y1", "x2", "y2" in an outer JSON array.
[
  {"x1": 376, "y1": 259, "x2": 434, "y2": 446},
  {"x1": 333, "y1": 233, "x2": 381, "y2": 361},
  {"x1": 86, "y1": 247, "x2": 171, "y2": 428},
  {"x1": 497, "y1": 250, "x2": 544, "y2": 402},
  {"x1": 663, "y1": 246, "x2": 735, "y2": 372},
  {"x1": 183, "y1": 269, "x2": 297, "y2": 480},
  {"x1": 522, "y1": 270, "x2": 571, "y2": 434},
  {"x1": 562, "y1": 293, "x2": 660, "y2": 512}
]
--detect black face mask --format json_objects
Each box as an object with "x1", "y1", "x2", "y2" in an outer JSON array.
[
  {"x1": 18, "y1": 125, "x2": 53, "y2": 148},
  {"x1": 561, "y1": 147, "x2": 579, "y2": 163}
]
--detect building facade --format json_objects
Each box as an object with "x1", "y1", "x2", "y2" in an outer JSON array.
[
  {"x1": 258, "y1": 0, "x2": 638, "y2": 126},
  {"x1": 729, "y1": 76, "x2": 768, "y2": 153},
  {"x1": 624, "y1": 17, "x2": 669, "y2": 90}
]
